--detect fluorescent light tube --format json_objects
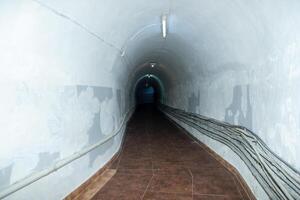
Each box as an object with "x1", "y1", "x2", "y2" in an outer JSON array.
[{"x1": 162, "y1": 15, "x2": 168, "y2": 38}]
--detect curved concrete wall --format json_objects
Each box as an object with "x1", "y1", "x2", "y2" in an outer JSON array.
[{"x1": 0, "y1": 0, "x2": 300, "y2": 199}]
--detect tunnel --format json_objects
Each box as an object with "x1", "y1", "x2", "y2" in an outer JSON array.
[
  {"x1": 0, "y1": 0, "x2": 300, "y2": 199},
  {"x1": 135, "y1": 74, "x2": 163, "y2": 105}
]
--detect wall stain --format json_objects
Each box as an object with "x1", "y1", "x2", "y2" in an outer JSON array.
[
  {"x1": 0, "y1": 164, "x2": 13, "y2": 190},
  {"x1": 87, "y1": 111, "x2": 102, "y2": 167},
  {"x1": 77, "y1": 86, "x2": 113, "y2": 167},
  {"x1": 33, "y1": 152, "x2": 60, "y2": 171},
  {"x1": 225, "y1": 85, "x2": 252, "y2": 129},
  {"x1": 76, "y1": 85, "x2": 89, "y2": 97},
  {"x1": 188, "y1": 90, "x2": 200, "y2": 113},
  {"x1": 117, "y1": 89, "x2": 122, "y2": 118}
]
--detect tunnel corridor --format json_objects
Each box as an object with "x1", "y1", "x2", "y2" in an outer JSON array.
[
  {"x1": 86, "y1": 105, "x2": 252, "y2": 200},
  {"x1": 1, "y1": 0, "x2": 300, "y2": 200},
  {"x1": 135, "y1": 75, "x2": 162, "y2": 105}
]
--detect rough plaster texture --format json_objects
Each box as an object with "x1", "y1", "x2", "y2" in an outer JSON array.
[{"x1": 0, "y1": 0, "x2": 300, "y2": 199}]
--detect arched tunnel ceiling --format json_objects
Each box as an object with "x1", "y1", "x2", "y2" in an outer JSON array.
[
  {"x1": 8, "y1": 0, "x2": 300, "y2": 80},
  {"x1": 35, "y1": 0, "x2": 300, "y2": 90},
  {"x1": 31, "y1": 0, "x2": 274, "y2": 87}
]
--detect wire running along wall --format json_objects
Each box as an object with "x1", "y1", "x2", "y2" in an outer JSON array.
[{"x1": 160, "y1": 104, "x2": 300, "y2": 200}]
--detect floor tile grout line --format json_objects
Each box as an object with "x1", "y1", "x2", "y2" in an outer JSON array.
[
  {"x1": 103, "y1": 109, "x2": 247, "y2": 199},
  {"x1": 141, "y1": 189, "x2": 238, "y2": 197},
  {"x1": 140, "y1": 175, "x2": 154, "y2": 199},
  {"x1": 114, "y1": 124, "x2": 135, "y2": 171},
  {"x1": 140, "y1": 117, "x2": 154, "y2": 200},
  {"x1": 188, "y1": 168, "x2": 194, "y2": 199},
  {"x1": 164, "y1": 115, "x2": 251, "y2": 199},
  {"x1": 146, "y1": 115, "x2": 154, "y2": 175},
  {"x1": 168, "y1": 116, "x2": 252, "y2": 197},
  {"x1": 151, "y1": 117, "x2": 194, "y2": 198},
  {"x1": 193, "y1": 193, "x2": 239, "y2": 197},
  {"x1": 232, "y1": 173, "x2": 245, "y2": 199},
  {"x1": 115, "y1": 153, "x2": 123, "y2": 170},
  {"x1": 233, "y1": 172, "x2": 253, "y2": 200}
]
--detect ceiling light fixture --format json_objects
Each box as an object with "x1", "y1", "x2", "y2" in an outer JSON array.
[
  {"x1": 161, "y1": 14, "x2": 168, "y2": 39},
  {"x1": 150, "y1": 63, "x2": 156, "y2": 68}
]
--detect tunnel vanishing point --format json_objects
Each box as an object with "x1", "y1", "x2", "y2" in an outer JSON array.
[{"x1": 0, "y1": 1, "x2": 300, "y2": 200}]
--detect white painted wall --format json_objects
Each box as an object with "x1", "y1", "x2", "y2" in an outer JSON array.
[
  {"x1": 0, "y1": 0, "x2": 300, "y2": 199},
  {"x1": 164, "y1": 0, "x2": 300, "y2": 172},
  {"x1": 0, "y1": 0, "x2": 133, "y2": 199}
]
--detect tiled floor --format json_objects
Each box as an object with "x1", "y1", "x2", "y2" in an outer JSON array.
[{"x1": 92, "y1": 105, "x2": 252, "y2": 200}]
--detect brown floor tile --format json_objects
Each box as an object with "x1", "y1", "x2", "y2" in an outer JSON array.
[
  {"x1": 153, "y1": 168, "x2": 191, "y2": 177},
  {"x1": 234, "y1": 178, "x2": 253, "y2": 200},
  {"x1": 116, "y1": 168, "x2": 153, "y2": 175},
  {"x1": 100, "y1": 174, "x2": 152, "y2": 192},
  {"x1": 89, "y1": 106, "x2": 254, "y2": 200},
  {"x1": 175, "y1": 143, "x2": 203, "y2": 151},
  {"x1": 148, "y1": 175, "x2": 192, "y2": 194},
  {"x1": 108, "y1": 157, "x2": 120, "y2": 169},
  {"x1": 172, "y1": 140, "x2": 195, "y2": 148},
  {"x1": 118, "y1": 158, "x2": 152, "y2": 170},
  {"x1": 143, "y1": 192, "x2": 193, "y2": 200},
  {"x1": 184, "y1": 157, "x2": 222, "y2": 168},
  {"x1": 193, "y1": 175, "x2": 241, "y2": 196},
  {"x1": 122, "y1": 143, "x2": 151, "y2": 150},
  {"x1": 152, "y1": 151, "x2": 183, "y2": 162},
  {"x1": 73, "y1": 169, "x2": 116, "y2": 200},
  {"x1": 190, "y1": 167, "x2": 232, "y2": 178},
  {"x1": 238, "y1": 187, "x2": 252, "y2": 200},
  {"x1": 121, "y1": 150, "x2": 152, "y2": 159},
  {"x1": 152, "y1": 161, "x2": 190, "y2": 176},
  {"x1": 178, "y1": 152, "x2": 211, "y2": 161},
  {"x1": 92, "y1": 189, "x2": 144, "y2": 200},
  {"x1": 152, "y1": 161, "x2": 186, "y2": 168},
  {"x1": 193, "y1": 194, "x2": 242, "y2": 200}
]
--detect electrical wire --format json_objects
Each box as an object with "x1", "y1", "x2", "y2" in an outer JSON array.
[{"x1": 159, "y1": 104, "x2": 300, "y2": 200}]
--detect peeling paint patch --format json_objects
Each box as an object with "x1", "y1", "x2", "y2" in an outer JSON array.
[
  {"x1": 0, "y1": 164, "x2": 13, "y2": 190},
  {"x1": 188, "y1": 90, "x2": 200, "y2": 113},
  {"x1": 225, "y1": 85, "x2": 252, "y2": 130},
  {"x1": 76, "y1": 85, "x2": 114, "y2": 166},
  {"x1": 33, "y1": 152, "x2": 60, "y2": 171}
]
